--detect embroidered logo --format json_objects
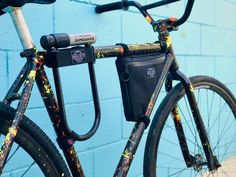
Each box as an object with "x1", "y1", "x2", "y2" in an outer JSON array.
[
  {"x1": 71, "y1": 49, "x2": 86, "y2": 64},
  {"x1": 146, "y1": 67, "x2": 156, "y2": 78}
]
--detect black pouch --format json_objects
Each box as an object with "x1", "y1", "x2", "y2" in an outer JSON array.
[{"x1": 116, "y1": 52, "x2": 166, "y2": 122}]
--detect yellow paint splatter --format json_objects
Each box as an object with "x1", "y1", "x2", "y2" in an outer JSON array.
[
  {"x1": 34, "y1": 58, "x2": 39, "y2": 63},
  {"x1": 166, "y1": 35, "x2": 172, "y2": 48},
  {"x1": 173, "y1": 108, "x2": 181, "y2": 122},
  {"x1": 145, "y1": 15, "x2": 152, "y2": 24},
  {"x1": 5, "y1": 133, "x2": 11, "y2": 142},
  {"x1": 8, "y1": 127, "x2": 17, "y2": 137},
  {"x1": 147, "y1": 100, "x2": 154, "y2": 110},
  {"x1": 96, "y1": 52, "x2": 104, "y2": 58},
  {"x1": 76, "y1": 162, "x2": 81, "y2": 170},
  {"x1": 189, "y1": 84, "x2": 194, "y2": 92},
  {"x1": 44, "y1": 85, "x2": 51, "y2": 94},
  {"x1": 122, "y1": 149, "x2": 130, "y2": 159},
  {"x1": 39, "y1": 55, "x2": 44, "y2": 59},
  {"x1": 175, "y1": 114, "x2": 181, "y2": 122},
  {"x1": 28, "y1": 70, "x2": 36, "y2": 79},
  {"x1": 128, "y1": 139, "x2": 135, "y2": 144}
]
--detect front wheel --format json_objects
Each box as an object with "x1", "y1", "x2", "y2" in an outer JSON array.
[{"x1": 144, "y1": 76, "x2": 236, "y2": 177}]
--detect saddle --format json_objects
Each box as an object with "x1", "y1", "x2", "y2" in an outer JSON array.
[{"x1": 0, "y1": 0, "x2": 55, "y2": 15}]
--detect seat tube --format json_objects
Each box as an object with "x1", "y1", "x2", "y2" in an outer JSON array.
[{"x1": 7, "y1": 6, "x2": 34, "y2": 49}]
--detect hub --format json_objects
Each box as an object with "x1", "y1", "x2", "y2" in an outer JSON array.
[{"x1": 192, "y1": 154, "x2": 208, "y2": 172}]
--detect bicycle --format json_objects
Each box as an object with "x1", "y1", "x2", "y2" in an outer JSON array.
[{"x1": 0, "y1": 0, "x2": 235, "y2": 176}]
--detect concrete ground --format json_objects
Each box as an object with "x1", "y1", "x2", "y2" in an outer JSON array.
[{"x1": 200, "y1": 156, "x2": 236, "y2": 177}]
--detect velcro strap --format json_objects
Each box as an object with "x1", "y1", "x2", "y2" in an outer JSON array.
[
  {"x1": 141, "y1": 116, "x2": 150, "y2": 128},
  {"x1": 116, "y1": 43, "x2": 129, "y2": 56}
]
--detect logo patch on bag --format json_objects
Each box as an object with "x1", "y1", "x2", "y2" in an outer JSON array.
[
  {"x1": 71, "y1": 49, "x2": 86, "y2": 64},
  {"x1": 146, "y1": 67, "x2": 156, "y2": 78}
]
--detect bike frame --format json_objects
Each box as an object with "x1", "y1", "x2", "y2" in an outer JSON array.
[{"x1": 0, "y1": 2, "x2": 220, "y2": 177}]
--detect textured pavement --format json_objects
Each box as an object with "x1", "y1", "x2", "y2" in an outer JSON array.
[{"x1": 200, "y1": 156, "x2": 236, "y2": 177}]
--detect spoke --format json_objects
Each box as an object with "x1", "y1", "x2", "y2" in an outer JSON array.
[
  {"x1": 190, "y1": 168, "x2": 193, "y2": 177},
  {"x1": 207, "y1": 172, "x2": 213, "y2": 177},
  {"x1": 217, "y1": 98, "x2": 221, "y2": 159},
  {"x1": 215, "y1": 111, "x2": 234, "y2": 146},
  {"x1": 198, "y1": 89, "x2": 201, "y2": 109},
  {"x1": 181, "y1": 97, "x2": 196, "y2": 141},
  {"x1": 219, "y1": 135, "x2": 236, "y2": 162},
  {"x1": 5, "y1": 145, "x2": 20, "y2": 164},
  {"x1": 164, "y1": 121, "x2": 203, "y2": 151},
  {"x1": 205, "y1": 90, "x2": 217, "y2": 159},
  {"x1": 206, "y1": 90, "x2": 210, "y2": 139},
  {"x1": 208, "y1": 102, "x2": 227, "y2": 133},
  {"x1": 213, "y1": 119, "x2": 236, "y2": 153},
  {"x1": 168, "y1": 167, "x2": 190, "y2": 176},
  {"x1": 213, "y1": 150, "x2": 236, "y2": 157},
  {"x1": 201, "y1": 166, "x2": 210, "y2": 176},
  {"x1": 161, "y1": 137, "x2": 180, "y2": 147},
  {"x1": 158, "y1": 151, "x2": 187, "y2": 164},
  {"x1": 208, "y1": 91, "x2": 215, "y2": 133},
  {"x1": 160, "y1": 136, "x2": 199, "y2": 156},
  {"x1": 206, "y1": 90, "x2": 215, "y2": 147},
  {"x1": 21, "y1": 161, "x2": 36, "y2": 177},
  {"x1": 176, "y1": 167, "x2": 186, "y2": 177},
  {"x1": 218, "y1": 166, "x2": 231, "y2": 177},
  {"x1": 179, "y1": 97, "x2": 203, "y2": 155},
  {"x1": 157, "y1": 150, "x2": 198, "y2": 171},
  {"x1": 214, "y1": 139, "x2": 236, "y2": 151}
]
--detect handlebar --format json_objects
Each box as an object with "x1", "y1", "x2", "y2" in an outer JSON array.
[
  {"x1": 95, "y1": 0, "x2": 195, "y2": 27},
  {"x1": 95, "y1": 1, "x2": 128, "y2": 13},
  {"x1": 172, "y1": 0, "x2": 195, "y2": 27}
]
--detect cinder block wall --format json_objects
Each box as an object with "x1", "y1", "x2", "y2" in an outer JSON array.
[{"x1": 0, "y1": 0, "x2": 236, "y2": 176}]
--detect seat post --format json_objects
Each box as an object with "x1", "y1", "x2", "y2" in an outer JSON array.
[{"x1": 6, "y1": 7, "x2": 34, "y2": 49}]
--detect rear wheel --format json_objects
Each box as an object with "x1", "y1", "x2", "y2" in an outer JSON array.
[
  {"x1": 0, "y1": 102, "x2": 71, "y2": 177},
  {"x1": 144, "y1": 76, "x2": 236, "y2": 177}
]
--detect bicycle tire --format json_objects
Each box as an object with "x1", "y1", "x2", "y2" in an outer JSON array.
[
  {"x1": 144, "y1": 76, "x2": 236, "y2": 177},
  {"x1": 0, "y1": 102, "x2": 71, "y2": 177}
]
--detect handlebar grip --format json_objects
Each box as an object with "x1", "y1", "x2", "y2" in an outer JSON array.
[
  {"x1": 40, "y1": 33, "x2": 96, "y2": 50},
  {"x1": 95, "y1": 2, "x2": 124, "y2": 14},
  {"x1": 172, "y1": 0, "x2": 195, "y2": 27}
]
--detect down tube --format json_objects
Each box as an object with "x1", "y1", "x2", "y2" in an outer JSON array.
[
  {"x1": 35, "y1": 66, "x2": 85, "y2": 177},
  {"x1": 114, "y1": 54, "x2": 174, "y2": 177}
]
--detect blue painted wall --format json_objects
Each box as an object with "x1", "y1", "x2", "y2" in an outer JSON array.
[{"x1": 0, "y1": 0, "x2": 236, "y2": 176}]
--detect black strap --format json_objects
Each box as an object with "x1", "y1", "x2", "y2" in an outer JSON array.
[
  {"x1": 141, "y1": 116, "x2": 150, "y2": 128},
  {"x1": 56, "y1": 136, "x2": 75, "y2": 149},
  {"x1": 116, "y1": 43, "x2": 129, "y2": 56}
]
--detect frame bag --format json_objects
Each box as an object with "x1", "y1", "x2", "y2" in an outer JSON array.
[{"x1": 116, "y1": 52, "x2": 166, "y2": 122}]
